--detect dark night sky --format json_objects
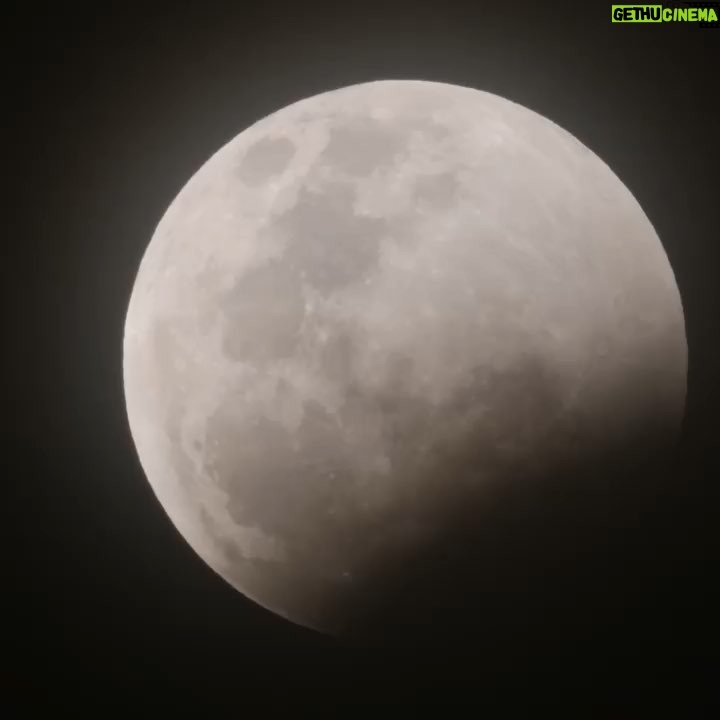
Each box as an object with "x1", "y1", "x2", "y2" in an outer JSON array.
[{"x1": 11, "y1": 0, "x2": 718, "y2": 705}]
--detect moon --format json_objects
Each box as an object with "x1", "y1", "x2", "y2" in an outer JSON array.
[{"x1": 123, "y1": 80, "x2": 687, "y2": 636}]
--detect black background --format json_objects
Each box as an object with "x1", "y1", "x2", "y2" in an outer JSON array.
[{"x1": 11, "y1": 0, "x2": 718, "y2": 705}]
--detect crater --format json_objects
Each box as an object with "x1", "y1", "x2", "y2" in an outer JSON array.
[{"x1": 238, "y1": 136, "x2": 297, "y2": 186}]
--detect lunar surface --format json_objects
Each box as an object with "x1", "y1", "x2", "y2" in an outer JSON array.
[{"x1": 123, "y1": 80, "x2": 687, "y2": 636}]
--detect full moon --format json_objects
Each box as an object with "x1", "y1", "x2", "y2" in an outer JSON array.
[{"x1": 123, "y1": 80, "x2": 687, "y2": 636}]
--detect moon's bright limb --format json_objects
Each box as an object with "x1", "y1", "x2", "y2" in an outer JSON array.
[{"x1": 123, "y1": 80, "x2": 687, "y2": 635}]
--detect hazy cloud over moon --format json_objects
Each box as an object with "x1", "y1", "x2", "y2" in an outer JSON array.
[{"x1": 123, "y1": 80, "x2": 687, "y2": 635}]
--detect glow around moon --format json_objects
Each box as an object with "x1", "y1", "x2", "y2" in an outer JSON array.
[{"x1": 123, "y1": 80, "x2": 687, "y2": 635}]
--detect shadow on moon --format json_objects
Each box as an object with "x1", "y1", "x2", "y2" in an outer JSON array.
[
  {"x1": 201, "y1": 345, "x2": 680, "y2": 646},
  {"x1": 335, "y1": 428, "x2": 681, "y2": 649}
]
